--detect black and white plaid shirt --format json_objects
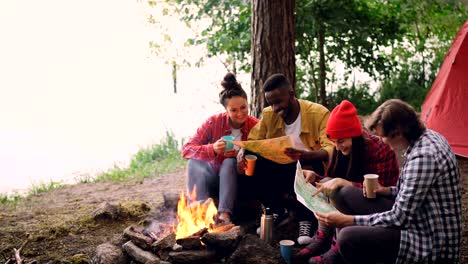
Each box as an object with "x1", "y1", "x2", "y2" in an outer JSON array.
[{"x1": 354, "y1": 129, "x2": 462, "y2": 263}]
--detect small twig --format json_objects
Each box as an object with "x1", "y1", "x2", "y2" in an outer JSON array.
[
  {"x1": 13, "y1": 234, "x2": 30, "y2": 264},
  {"x1": 13, "y1": 247, "x2": 22, "y2": 264}
]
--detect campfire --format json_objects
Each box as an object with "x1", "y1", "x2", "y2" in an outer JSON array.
[
  {"x1": 104, "y1": 191, "x2": 287, "y2": 264},
  {"x1": 175, "y1": 188, "x2": 218, "y2": 239}
]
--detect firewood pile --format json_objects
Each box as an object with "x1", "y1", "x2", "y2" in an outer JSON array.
[
  {"x1": 121, "y1": 222, "x2": 243, "y2": 264},
  {"x1": 93, "y1": 192, "x2": 288, "y2": 264}
]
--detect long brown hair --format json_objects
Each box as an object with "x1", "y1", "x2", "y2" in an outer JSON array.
[{"x1": 327, "y1": 134, "x2": 368, "y2": 182}]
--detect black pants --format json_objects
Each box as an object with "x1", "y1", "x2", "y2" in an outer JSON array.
[
  {"x1": 334, "y1": 186, "x2": 400, "y2": 264},
  {"x1": 247, "y1": 152, "x2": 324, "y2": 223}
]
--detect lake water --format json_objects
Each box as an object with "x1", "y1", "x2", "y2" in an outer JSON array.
[{"x1": 0, "y1": 0, "x2": 251, "y2": 194}]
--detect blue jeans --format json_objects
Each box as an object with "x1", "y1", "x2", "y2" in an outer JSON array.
[{"x1": 186, "y1": 158, "x2": 237, "y2": 214}]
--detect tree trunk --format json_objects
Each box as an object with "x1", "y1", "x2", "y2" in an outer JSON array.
[
  {"x1": 172, "y1": 61, "x2": 177, "y2": 94},
  {"x1": 250, "y1": 0, "x2": 295, "y2": 118},
  {"x1": 317, "y1": 21, "x2": 327, "y2": 108}
]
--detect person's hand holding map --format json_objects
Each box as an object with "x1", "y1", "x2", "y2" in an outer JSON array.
[{"x1": 230, "y1": 135, "x2": 310, "y2": 164}]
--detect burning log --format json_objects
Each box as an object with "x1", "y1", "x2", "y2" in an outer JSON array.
[
  {"x1": 122, "y1": 241, "x2": 160, "y2": 264},
  {"x1": 201, "y1": 226, "x2": 242, "y2": 254},
  {"x1": 123, "y1": 226, "x2": 154, "y2": 250},
  {"x1": 189, "y1": 227, "x2": 208, "y2": 237},
  {"x1": 175, "y1": 236, "x2": 203, "y2": 250},
  {"x1": 175, "y1": 227, "x2": 207, "y2": 250},
  {"x1": 210, "y1": 223, "x2": 235, "y2": 233},
  {"x1": 169, "y1": 249, "x2": 216, "y2": 264}
]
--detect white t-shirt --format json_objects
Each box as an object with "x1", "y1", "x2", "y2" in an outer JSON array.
[
  {"x1": 285, "y1": 114, "x2": 301, "y2": 137},
  {"x1": 230, "y1": 128, "x2": 242, "y2": 150}
]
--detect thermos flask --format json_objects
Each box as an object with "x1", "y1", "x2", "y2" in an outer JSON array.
[{"x1": 260, "y1": 207, "x2": 273, "y2": 243}]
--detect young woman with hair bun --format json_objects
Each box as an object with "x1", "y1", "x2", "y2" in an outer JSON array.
[{"x1": 181, "y1": 72, "x2": 258, "y2": 224}]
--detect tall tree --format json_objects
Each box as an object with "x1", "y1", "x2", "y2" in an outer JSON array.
[
  {"x1": 250, "y1": 0, "x2": 295, "y2": 117},
  {"x1": 295, "y1": 0, "x2": 404, "y2": 108}
]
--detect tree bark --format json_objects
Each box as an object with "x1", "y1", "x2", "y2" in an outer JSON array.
[
  {"x1": 250, "y1": 0, "x2": 295, "y2": 118},
  {"x1": 317, "y1": 21, "x2": 327, "y2": 108}
]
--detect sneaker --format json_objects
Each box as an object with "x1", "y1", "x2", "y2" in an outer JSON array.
[
  {"x1": 296, "y1": 230, "x2": 333, "y2": 258},
  {"x1": 308, "y1": 238, "x2": 344, "y2": 264},
  {"x1": 256, "y1": 208, "x2": 289, "y2": 235},
  {"x1": 297, "y1": 221, "x2": 314, "y2": 245}
]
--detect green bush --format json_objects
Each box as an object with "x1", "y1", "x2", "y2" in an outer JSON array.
[
  {"x1": 95, "y1": 132, "x2": 186, "y2": 182},
  {"x1": 328, "y1": 83, "x2": 379, "y2": 115}
]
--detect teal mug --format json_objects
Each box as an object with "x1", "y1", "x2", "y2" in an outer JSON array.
[{"x1": 222, "y1": 135, "x2": 235, "y2": 152}]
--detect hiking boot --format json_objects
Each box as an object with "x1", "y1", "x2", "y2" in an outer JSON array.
[
  {"x1": 297, "y1": 221, "x2": 314, "y2": 245},
  {"x1": 296, "y1": 230, "x2": 333, "y2": 259},
  {"x1": 308, "y1": 238, "x2": 344, "y2": 264},
  {"x1": 256, "y1": 208, "x2": 290, "y2": 235}
]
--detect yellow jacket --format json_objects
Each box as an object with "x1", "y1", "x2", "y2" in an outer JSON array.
[{"x1": 248, "y1": 99, "x2": 334, "y2": 158}]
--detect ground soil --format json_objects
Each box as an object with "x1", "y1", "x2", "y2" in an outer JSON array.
[{"x1": 1, "y1": 158, "x2": 467, "y2": 263}]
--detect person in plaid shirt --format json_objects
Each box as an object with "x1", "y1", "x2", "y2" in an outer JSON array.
[
  {"x1": 181, "y1": 73, "x2": 258, "y2": 224},
  {"x1": 313, "y1": 99, "x2": 462, "y2": 264},
  {"x1": 297, "y1": 100, "x2": 399, "y2": 263}
]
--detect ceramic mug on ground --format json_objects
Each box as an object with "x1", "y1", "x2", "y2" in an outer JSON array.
[
  {"x1": 222, "y1": 135, "x2": 235, "y2": 152},
  {"x1": 279, "y1": 239, "x2": 295, "y2": 263},
  {"x1": 364, "y1": 174, "x2": 379, "y2": 199}
]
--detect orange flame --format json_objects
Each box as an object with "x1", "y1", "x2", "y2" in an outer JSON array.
[{"x1": 175, "y1": 187, "x2": 217, "y2": 239}]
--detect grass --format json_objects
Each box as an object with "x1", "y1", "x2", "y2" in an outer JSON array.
[
  {"x1": 28, "y1": 180, "x2": 64, "y2": 196},
  {"x1": 0, "y1": 193, "x2": 22, "y2": 204},
  {"x1": 93, "y1": 131, "x2": 186, "y2": 182},
  {"x1": 0, "y1": 132, "x2": 186, "y2": 205}
]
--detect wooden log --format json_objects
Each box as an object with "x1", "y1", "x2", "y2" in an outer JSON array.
[
  {"x1": 210, "y1": 223, "x2": 234, "y2": 233},
  {"x1": 123, "y1": 225, "x2": 154, "y2": 250},
  {"x1": 152, "y1": 232, "x2": 176, "y2": 252},
  {"x1": 122, "y1": 241, "x2": 160, "y2": 264},
  {"x1": 201, "y1": 227, "x2": 241, "y2": 254},
  {"x1": 190, "y1": 228, "x2": 208, "y2": 237},
  {"x1": 169, "y1": 249, "x2": 216, "y2": 264},
  {"x1": 175, "y1": 236, "x2": 203, "y2": 250}
]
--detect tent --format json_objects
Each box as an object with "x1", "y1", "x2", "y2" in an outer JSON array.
[{"x1": 421, "y1": 22, "x2": 468, "y2": 158}]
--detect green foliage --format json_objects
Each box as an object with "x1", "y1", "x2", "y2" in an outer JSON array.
[
  {"x1": 28, "y1": 180, "x2": 64, "y2": 196},
  {"x1": 94, "y1": 132, "x2": 186, "y2": 182},
  {"x1": 172, "y1": 0, "x2": 251, "y2": 73},
  {"x1": 0, "y1": 193, "x2": 22, "y2": 205},
  {"x1": 378, "y1": 62, "x2": 431, "y2": 111},
  {"x1": 329, "y1": 83, "x2": 379, "y2": 115},
  {"x1": 169, "y1": 0, "x2": 466, "y2": 111}
]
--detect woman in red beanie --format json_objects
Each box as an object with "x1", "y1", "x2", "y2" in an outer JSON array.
[{"x1": 297, "y1": 100, "x2": 399, "y2": 264}]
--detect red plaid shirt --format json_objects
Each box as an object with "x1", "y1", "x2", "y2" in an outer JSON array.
[
  {"x1": 357, "y1": 131, "x2": 399, "y2": 187},
  {"x1": 182, "y1": 112, "x2": 258, "y2": 173}
]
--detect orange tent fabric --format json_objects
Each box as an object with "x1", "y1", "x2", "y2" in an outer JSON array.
[{"x1": 421, "y1": 22, "x2": 468, "y2": 157}]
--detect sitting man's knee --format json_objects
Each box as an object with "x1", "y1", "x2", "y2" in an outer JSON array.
[{"x1": 337, "y1": 227, "x2": 358, "y2": 255}]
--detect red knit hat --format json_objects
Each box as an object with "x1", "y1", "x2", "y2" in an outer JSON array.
[{"x1": 326, "y1": 100, "x2": 363, "y2": 139}]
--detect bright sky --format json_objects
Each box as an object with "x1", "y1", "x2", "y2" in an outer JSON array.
[{"x1": 0, "y1": 0, "x2": 232, "y2": 193}]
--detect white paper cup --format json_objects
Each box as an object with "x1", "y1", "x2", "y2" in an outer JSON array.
[{"x1": 364, "y1": 174, "x2": 379, "y2": 199}]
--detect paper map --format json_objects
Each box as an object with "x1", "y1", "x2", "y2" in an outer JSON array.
[
  {"x1": 294, "y1": 162, "x2": 337, "y2": 213},
  {"x1": 230, "y1": 135, "x2": 309, "y2": 164}
]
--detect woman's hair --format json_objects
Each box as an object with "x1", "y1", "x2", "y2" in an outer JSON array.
[
  {"x1": 219, "y1": 72, "x2": 247, "y2": 107},
  {"x1": 327, "y1": 134, "x2": 367, "y2": 181},
  {"x1": 366, "y1": 99, "x2": 425, "y2": 143}
]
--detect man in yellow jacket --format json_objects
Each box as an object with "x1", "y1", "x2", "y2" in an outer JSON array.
[{"x1": 240, "y1": 73, "x2": 334, "y2": 245}]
